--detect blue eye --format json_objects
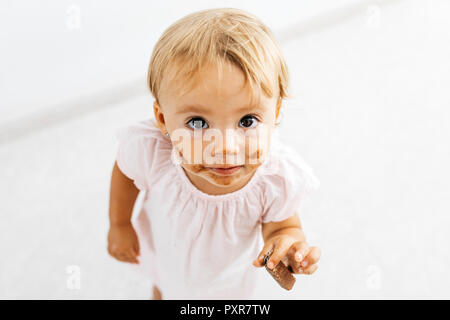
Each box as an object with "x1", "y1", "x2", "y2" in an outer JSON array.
[
  {"x1": 186, "y1": 117, "x2": 209, "y2": 130},
  {"x1": 239, "y1": 115, "x2": 259, "y2": 128}
]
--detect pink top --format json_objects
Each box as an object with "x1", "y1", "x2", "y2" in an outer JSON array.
[{"x1": 115, "y1": 118, "x2": 320, "y2": 299}]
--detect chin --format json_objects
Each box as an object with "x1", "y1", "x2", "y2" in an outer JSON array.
[
  {"x1": 202, "y1": 169, "x2": 242, "y2": 187},
  {"x1": 182, "y1": 162, "x2": 261, "y2": 188}
]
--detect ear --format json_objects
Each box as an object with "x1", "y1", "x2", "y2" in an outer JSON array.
[{"x1": 153, "y1": 100, "x2": 167, "y2": 133}]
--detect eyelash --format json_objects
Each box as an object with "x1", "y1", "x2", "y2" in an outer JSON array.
[
  {"x1": 185, "y1": 117, "x2": 208, "y2": 130},
  {"x1": 185, "y1": 114, "x2": 261, "y2": 130}
]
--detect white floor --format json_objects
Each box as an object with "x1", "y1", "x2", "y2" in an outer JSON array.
[{"x1": 1, "y1": 0, "x2": 450, "y2": 299}]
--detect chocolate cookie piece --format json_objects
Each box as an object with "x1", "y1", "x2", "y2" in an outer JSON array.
[{"x1": 264, "y1": 251, "x2": 296, "y2": 291}]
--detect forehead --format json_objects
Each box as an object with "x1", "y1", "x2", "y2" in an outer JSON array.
[{"x1": 159, "y1": 59, "x2": 272, "y2": 111}]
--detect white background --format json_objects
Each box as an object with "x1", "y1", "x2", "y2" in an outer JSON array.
[{"x1": 1, "y1": 0, "x2": 449, "y2": 299}]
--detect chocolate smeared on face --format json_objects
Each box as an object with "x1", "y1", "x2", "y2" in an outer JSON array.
[{"x1": 156, "y1": 60, "x2": 280, "y2": 195}]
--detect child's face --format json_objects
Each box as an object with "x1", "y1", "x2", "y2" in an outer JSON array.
[{"x1": 154, "y1": 60, "x2": 281, "y2": 190}]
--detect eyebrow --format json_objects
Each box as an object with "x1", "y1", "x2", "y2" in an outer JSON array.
[
  {"x1": 176, "y1": 105, "x2": 211, "y2": 115},
  {"x1": 176, "y1": 103, "x2": 266, "y2": 115}
]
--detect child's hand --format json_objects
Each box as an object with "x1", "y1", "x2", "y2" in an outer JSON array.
[
  {"x1": 252, "y1": 234, "x2": 321, "y2": 275},
  {"x1": 107, "y1": 223, "x2": 140, "y2": 264}
]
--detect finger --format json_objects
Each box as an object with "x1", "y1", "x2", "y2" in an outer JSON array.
[
  {"x1": 285, "y1": 255, "x2": 302, "y2": 274},
  {"x1": 125, "y1": 249, "x2": 139, "y2": 263},
  {"x1": 114, "y1": 253, "x2": 131, "y2": 263},
  {"x1": 132, "y1": 251, "x2": 140, "y2": 263},
  {"x1": 253, "y1": 241, "x2": 274, "y2": 267},
  {"x1": 115, "y1": 251, "x2": 138, "y2": 264},
  {"x1": 299, "y1": 246, "x2": 321, "y2": 269},
  {"x1": 303, "y1": 263, "x2": 319, "y2": 275},
  {"x1": 134, "y1": 242, "x2": 140, "y2": 257},
  {"x1": 126, "y1": 255, "x2": 139, "y2": 264},
  {"x1": 266, "y1": 239, "x2": 292, "y2": 270},
  {"x1": 123, "y1": 254, "x2": 139, "y2": 264},
  {"x1": 292, "y1": 242, "x2": 310, "y2": 262},
  {"x1": 285, "y1": 242, "x2": 309, "y2": 272},
  {"x1": 108, "y1": 246, "x2": 121, "y2": 260}
]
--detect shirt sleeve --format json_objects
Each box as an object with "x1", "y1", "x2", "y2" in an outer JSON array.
[
  {"x1": 261, "y1": 145, "x2": 320, "y2": 223},
  {"x1": 115, "y1": 120, "x2": 166, "y2": 191}
]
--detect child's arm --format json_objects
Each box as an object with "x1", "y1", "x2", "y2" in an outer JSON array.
[
  {"x1": 253, "y1": 214, "x2": 321, "y2": 276},
  {"x1": 107, "y1": 161, "x2": 141, "y2": 264}
]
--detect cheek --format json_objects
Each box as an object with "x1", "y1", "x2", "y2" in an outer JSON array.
[
  {"x1": 173, "y1": 135, "x2": 202, "y2": 164},
  {"x1": 245, "y1": 163, "x2": 261, "y2": 175},
  {"x1": 183, "y1": 164, "x2": 203, "y2": 173},
  {"x1": 246, "y1": 136, "x2": 271, "y2": 164}
]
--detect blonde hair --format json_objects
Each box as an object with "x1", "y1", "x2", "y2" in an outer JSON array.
[{"x1": 147, "y1": 8, "x2": 290, "y2": 105}]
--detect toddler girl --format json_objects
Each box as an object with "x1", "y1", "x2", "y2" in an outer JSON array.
[{"x1": 108, "y1": 8, "x2": 321, "y2": 299}]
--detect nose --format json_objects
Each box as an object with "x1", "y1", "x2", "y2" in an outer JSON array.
[{"x1": 211, "y1": 129, "x2": 241, "y2": 159}]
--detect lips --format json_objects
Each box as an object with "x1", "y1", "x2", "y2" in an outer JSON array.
[{"x1": 207, "y1": 165, "x2": 243, "y2": 175}]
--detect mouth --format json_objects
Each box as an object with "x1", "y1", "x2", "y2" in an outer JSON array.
[{"x1": 206, "y1": 165, "x2": 244, "y2": 175}]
